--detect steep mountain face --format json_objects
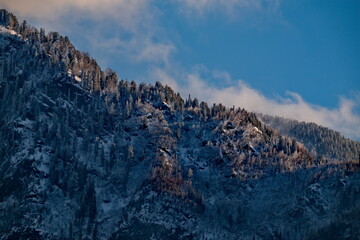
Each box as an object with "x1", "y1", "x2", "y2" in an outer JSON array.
[{"x1": 0, "y1": 9, "x2": 359, "y2": 240}]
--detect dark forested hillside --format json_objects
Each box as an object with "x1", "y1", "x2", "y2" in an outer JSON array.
[
  {"x1": 0, "y1": 9, "x2": 359, "y2": 240},
  {"x1": 258, "y1": 114, "x2": 360, "y2": 164}
]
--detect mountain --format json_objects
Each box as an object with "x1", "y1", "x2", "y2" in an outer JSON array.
[
  {"x1": 257, "y1": 114, "x2": 360, "y2": 163},
  {"x1": 0, "y1": 9, "x2": 359, "y2": 240}
]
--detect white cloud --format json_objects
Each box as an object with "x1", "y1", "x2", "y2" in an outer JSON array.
[
  {"x1": 136, "y1": 41, "x2": 176, "y2": 65},
  {"x1": 0, "y1": 0, "x2": 281, "y2": 68},
  {"x1": 177, "y1": 0, "x2": 281, "y2": 19},
  {"x1": 0, "y1": 0, "x2": 176, "y2": 66},
  {"x1": 87, "y1": 33, "x2": 176, "y2": 66},
  {"x1": 0, "y1": 0, "x2": 149, "y2": 29},
  {"x1": 181, "y1": 0, "x2": 260, "y2": 11},
  {"x1": 151, "y1": 67, "x2": 182, "y2": 90},
  {"x1": 154, "y1": 67, "x2": 360, "y2": 140}
]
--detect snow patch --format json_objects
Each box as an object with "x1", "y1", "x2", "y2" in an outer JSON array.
[
  {"x1": 0, "y1": 26, "x2": 19, "y2": 36},
  {"x1": 74, "y1": 76, "x2": 81, "y2": 82}
]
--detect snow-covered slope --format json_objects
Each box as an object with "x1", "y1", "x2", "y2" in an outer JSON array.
[
  {"x1": 257, "y1": 113, "x2": 360, "y2": 163},
  {"x1": 0, "y1": 9, "x2": 359, "y2": 240}
]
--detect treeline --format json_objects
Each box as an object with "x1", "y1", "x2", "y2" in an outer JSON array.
[{"x1": 258, "y1": 114, "x2": 360, "y2": 164}]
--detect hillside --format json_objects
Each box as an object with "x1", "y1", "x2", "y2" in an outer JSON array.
[
  {"x1": 258, "y1": 114, "x2": 360, "y2": 164},
  {"x1": 0, "y1": 9, "x2": 359, "y2": 240}
]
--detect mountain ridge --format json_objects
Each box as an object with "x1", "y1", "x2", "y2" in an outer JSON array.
[
  {"x1": 257, "y1": 113, "x2": 360, "y2": 164},
  {"x1": 0, "y1": 9, "x2": 360, "y2": 240}
]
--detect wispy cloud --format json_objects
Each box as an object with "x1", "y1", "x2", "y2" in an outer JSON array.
[
  {"x1": 0, "y1": 0, "x2": 176, "y2": 66},
  {"x1": 136, "y1": 41, "x2": 176, "y2": 65},
  {"x1": 0, "y1": 0, "x2": 149, "y2": 29},
  {"x1": 153, "y1": 67, "x2": 360, "y2": 140},
  {"x1": 0, "y1": 0, "x2": 281, "y2": 68},
  {"x1": 87, "y1": 33, "x2": 176, "y2": 66},
  {"x1": 177, "y1": 0, "x2": 281, "y2": 19}
]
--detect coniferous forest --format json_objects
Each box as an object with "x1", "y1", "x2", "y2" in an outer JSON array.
[{"x1": 0, "y1": 9, "x2": 359, "y2": 240}]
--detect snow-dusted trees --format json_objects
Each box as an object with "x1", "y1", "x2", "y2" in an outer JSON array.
[
  {"x1": 103, "y1": 68, "x2": 118, "y2": 93},
  {"x1": 192, "y1": 97, "x2": 199, "y2": 108},
  {"x1": 0, "y1": 9, "x2": 19, "y2": 31},
  {"x1": 259, "y1": 114, "x2": 360, "y2": 164}
]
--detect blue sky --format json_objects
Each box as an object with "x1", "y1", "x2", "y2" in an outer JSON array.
[{"x1": 1, "y1": 0, "x2": 359, "y2": 139}]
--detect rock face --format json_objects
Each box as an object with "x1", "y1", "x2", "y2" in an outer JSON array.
[{"x1": 0, "y1": 9, "x2": 359, "y2": 240}]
